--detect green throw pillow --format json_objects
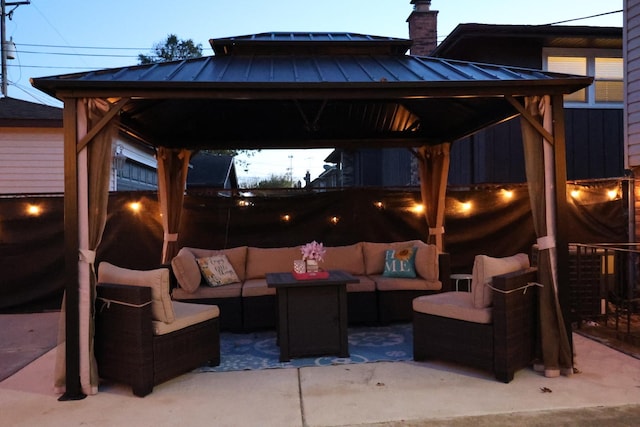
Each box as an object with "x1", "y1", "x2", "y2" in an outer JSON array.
[{"x1": 382, "y1": 247, "x2": 417, "y2": 278}]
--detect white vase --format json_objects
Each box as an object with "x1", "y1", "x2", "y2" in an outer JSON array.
[{"x1": 305, "y1": 259, "x2": 319, "y2": 273}]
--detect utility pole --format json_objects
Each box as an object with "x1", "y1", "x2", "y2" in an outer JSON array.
[{"x1": 1, "y1": 0, "x2": 30, "y2": 97}]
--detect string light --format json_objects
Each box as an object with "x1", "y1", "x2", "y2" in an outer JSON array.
[
  {"x1": 461, "y1": 201, "x2": 472, "y2": 212},
  {"x1": 607, "y1": 189, "x2": 618, "y2": 200},
  {"x1": 374, "y1": 201, "x2": 384, "y2": 209},
  {"x1": 501, "y1": 189, "x2": 514, "y2": 200},
  {"x1": 281, "y1": 214, "x2": 291, "y2": 222},
  {"x1": 129, "y1": 202, "x2": 141, "y2": 213},
  {"x1": 570, "y1": 189, "x2": 580, "y2": 199},
  {"x1": 411, "y1": 203, "x2": 424, "y2": 214},
  {"x1": 330, "y1": 215, "x2": 340, "y2": 225},
  {"x1": 26, "y1": 204, "x2": 41, "y2": 216}
]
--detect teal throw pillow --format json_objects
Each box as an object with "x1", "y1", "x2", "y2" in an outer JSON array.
[{"x1": 383, "y1": 247, "x2": 417, "y2": 278}]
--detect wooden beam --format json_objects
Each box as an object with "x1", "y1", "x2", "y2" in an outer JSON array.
[
  {"x1": 550, "y1": 93, "x2": 573, "y2": 356},
  {"x1": 76, "y1": 98, "x2": 129, "y2": 153},
  {"x1": 59, "y1": 98, "x2": 86, "y2": 401},
  {"x1": 506, "y1": 95, "x2": 555, "y2": 144}
]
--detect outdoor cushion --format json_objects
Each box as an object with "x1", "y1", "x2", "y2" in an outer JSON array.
[
  {"x1": 413, "y1": 292, "x2": 492, "y2": 324},
  {"x1": 346, "y1": 275, "x2": 376, "y2": 292},
  {"x1": 383, "y1": 247, "x2": 417, "y2": 278},
  {"x1": 152, "y1": 301, "x2": 219, "y2": 335},
  {"x1": 241, "y1": 278, "x2": 276, "y2": 297},
  {"x1": 98, "y1": 262, "x2": 175, "y2": 324},
  {"x1": 196, "y1": 254, "x2": 240, "y2": 287},
  {"x1": 322, "y1": 243, "x2": 366, "y2": 275},
  {"x1": 172, "y1": 246, "x2": 247, "y2": 293},
  {"x1": 372, "y1": 274, "x2": 442, "y2": 291},
  {"x1": 245, "y1": 246, "x2": 302, "y2": 279},
  {"x1": 363, "y1": 240, "x2": 422, "y2": 275},
  {"x1": 172, "y1": 282, "x2": 242, "y2": 300},
  {"x1": 414, "y1": 243, "x2": 439, "y2": 282},
  {"x1": 471, "y1": 253, "x2": 530, "y2": 308}
]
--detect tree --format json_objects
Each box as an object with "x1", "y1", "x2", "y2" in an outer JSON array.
[
  {"x1": 138, "y1": 34, "x2": 203, "y2": 64},
  {"x1": 256, "y1": 174, "x2": 293, "y2": 188}
]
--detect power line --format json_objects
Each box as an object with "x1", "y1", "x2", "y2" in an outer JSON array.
[{"x1": 546, "y1": 9, "x2": 622, "y2": 26}]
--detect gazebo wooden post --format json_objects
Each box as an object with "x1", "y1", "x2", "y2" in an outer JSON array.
[
  {"x1": 59, "y1": 97, "x2": 85, "y2": 401},
  {"x1": 551, "y1": 93, "x2": 573, "y2": 352}
]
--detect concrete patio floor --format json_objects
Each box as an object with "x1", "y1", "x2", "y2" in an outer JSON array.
[{"x1": 1, "y1": 312, "x2": 640, "y2": 426}]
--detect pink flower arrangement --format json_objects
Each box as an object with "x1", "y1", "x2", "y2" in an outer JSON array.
[{"x1": 301, "y1": 240, "x2": 326, "y2": 262}]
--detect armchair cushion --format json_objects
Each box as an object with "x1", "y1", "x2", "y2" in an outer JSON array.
[
  {"x1": 413, "y1": 292, "x2": 492, "y2": 324},
  {"x1": 98, "y1": 262, "x2": 175, "y2": 324},
  {"x1": 471, "y1": 253, "x2": 530, "y2": 308},
  {"x1": 152, "y1": 301, "x2": 219, "y2": 335}
]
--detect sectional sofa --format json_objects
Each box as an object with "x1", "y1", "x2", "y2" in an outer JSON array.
[{"x1": 170, "y1": 240, "x2": 451, "y2": 331}]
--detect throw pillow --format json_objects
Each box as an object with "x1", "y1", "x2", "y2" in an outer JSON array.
[
  {"x1": 382, "y1": 247, "x2": 417, "y2": 278},
  {"x1": 197, "y1": 254, "x2": 240, "y2": 287},
  {"x1": 471, "y1": 253, "x2": 530, "y2": 308},
  {"x1": 97, "y1": 262, "x2": 175, "y2": 324}
]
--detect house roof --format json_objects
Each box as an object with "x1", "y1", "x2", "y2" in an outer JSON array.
[
  {"x1": 187, "y1": 153, "x2": 238, "y2": 188},
  {"x1": 0, "y1": 97, "x2": 62, "y2": 127},
  {"x1": 30, "y1": 32, "x2": 592, "y2": 149},
  {"x1": 210, "y1": 32, "x2": 413, "y2": 56},
  {"x1": 433, "y1": 24, "x2": 622, "y2": 57}
]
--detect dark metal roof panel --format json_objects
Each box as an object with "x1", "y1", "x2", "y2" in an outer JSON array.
[{"x1": 35, "y1": 54, "x2": 587, "y2": 87}]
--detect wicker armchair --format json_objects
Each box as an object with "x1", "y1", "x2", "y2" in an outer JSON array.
[
  {"x1": 413, "y1": 258, "x2": 538, "y2": 383},
  {"x1": 95, "y1": 264, "x2": 220, "y2": 397}
]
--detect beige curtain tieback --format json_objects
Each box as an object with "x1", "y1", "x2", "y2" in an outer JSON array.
[
  {"x1": 487, "y1": 281, "x2": 543, "y2": 295},
  {"x1": 164, "y1": 233, "x2": 178, "y2": 242},
  {"x1": 428, "y1": 227, "x2": 444, "y2": 235},
  {"x1": 79, "y1": 248, "x2": 96, "y2": 264},
  {"x1": 537, "y1": 236, "x2": 555, "y2": 250}
]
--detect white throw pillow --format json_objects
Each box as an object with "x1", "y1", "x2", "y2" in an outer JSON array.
[
  {"x1": 97, "y1": 262, "x2": 175, "y2": 324},
  {"x1": 196, "y1": 254, "x2": 240, "y2": 287},
  {"x1": 471, "y1": 253, "x2": 530, "y2": 308}
]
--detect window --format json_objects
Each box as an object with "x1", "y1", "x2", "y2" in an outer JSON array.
[{"x1": 544, "y1": 48, "x2": 623, "y2": 107}]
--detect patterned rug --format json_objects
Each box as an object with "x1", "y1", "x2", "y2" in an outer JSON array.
[{"x1": 196, "y1": 323, "x2": 413, "y2": 372}]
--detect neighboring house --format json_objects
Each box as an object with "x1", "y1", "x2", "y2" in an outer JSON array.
[
  {"x1": 625, "y1": 0, "x2": 640, "y2": 242},
  {"x1": 432, "y1": 23, "x2": 623, "y2": 185},
  {"x1": 0, "y1": 97, "x2": 158, "y2": 193},
  {"x1": 323, "y1": 1, "x2": 623, "y2": 187},
  {"x1": 0, "y1": 97, "x2": 63, "y2": 194},
  {"x1": 186, "y1": 152, "x2": 239, "y2": 191}
]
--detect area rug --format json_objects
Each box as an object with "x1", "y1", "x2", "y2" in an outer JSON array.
[{"x1": 196, "y1": 323, "x2": 413, "y2": 372}]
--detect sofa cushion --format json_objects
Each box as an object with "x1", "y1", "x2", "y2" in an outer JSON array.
[
  {"x1": 471, "y1": 253, "x2": 530, "y2": 308},
  {"x1": 414, "y1": 243, "x2": 439, "y2": 282},
  {"x1": 242, "y1": 278, "x2": 276, "y2": 297},
  {"x1": 172, "y1": 282, "x2": 242, "y2": 300},
  {"x1": 152, "y1": 301, "x2": 219, "y2": 335},
  {"x1": 383, "y1": 247, "x2": 417, "y2": 278},
  {"x1": 196, "y1": 254, "x2": 240, "y2": 287},
  {"x1": 322, "y1": 243, "x2": 365, "y2": 275},
  {"x1": 363, "y1": 240, "x2": 422, "y2": 275},
  {"x1": 347, "y1": 275, "x2": 376, "y2": 293},
  {"x1": 172, "y1": 246, "x2": 247, "y2": 293},
  {"x1": 245, "y1": 246, "x2": 302, "y2": 279},
  {"x1": 413, "y1": 292, "x2": 492, "y2": 324},
  {"x1": 372, "y1": 274, "x2": 442, "y2": 291},
  {"x1": 98, "y1": 262, "x2": 175, "y2": 324}
]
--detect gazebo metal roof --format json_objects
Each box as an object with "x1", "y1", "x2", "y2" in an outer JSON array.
[{"x1": 31, "y1": 32, "x2": 591, "y2": 150}]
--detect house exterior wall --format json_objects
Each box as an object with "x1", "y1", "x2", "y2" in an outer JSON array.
[
  {"x1": 626, "y1": 0, "x2": 640, "y2": 241},
  {"x1": 0, "y1": 127, "x2": 64, "y2": 194}
]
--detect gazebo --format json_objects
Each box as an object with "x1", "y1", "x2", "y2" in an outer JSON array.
[{"x1": 31, "y1": 32, "x2": 592, "y2": 399}]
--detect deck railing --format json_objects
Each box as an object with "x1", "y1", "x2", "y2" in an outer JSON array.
[{"x1": 570, "y1": 243, "x2": 640, "y2": 340}]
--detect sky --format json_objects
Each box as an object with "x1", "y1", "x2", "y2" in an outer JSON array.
[{"x1": 3, "y1": 0, "x2": 623, "y2": 184}]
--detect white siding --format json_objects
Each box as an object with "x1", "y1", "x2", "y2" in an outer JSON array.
[
  {"x1": 0, "y1": 127, "x2": 64, "y2": 194},
  {"x1": 626, "y1": 0, "x2": 640, "y2": 167}
]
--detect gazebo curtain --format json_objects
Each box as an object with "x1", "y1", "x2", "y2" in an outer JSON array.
[
  {"x1": 157, "y1": 147, "x2": 192, "y2": 264},
  {"x1": 54, "y1": 98, "x2": 120, "y2": 395},
  {"x1": 416, "y1": 143, "x2": 451, "y2": 252},
  {"x1": 521, "y1": 95, "x2": 573, "y2": 377}
]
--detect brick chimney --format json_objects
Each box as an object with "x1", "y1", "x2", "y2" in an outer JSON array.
[{"x1": 407, "y1": 0, "x2": 438, "y2": 56}]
